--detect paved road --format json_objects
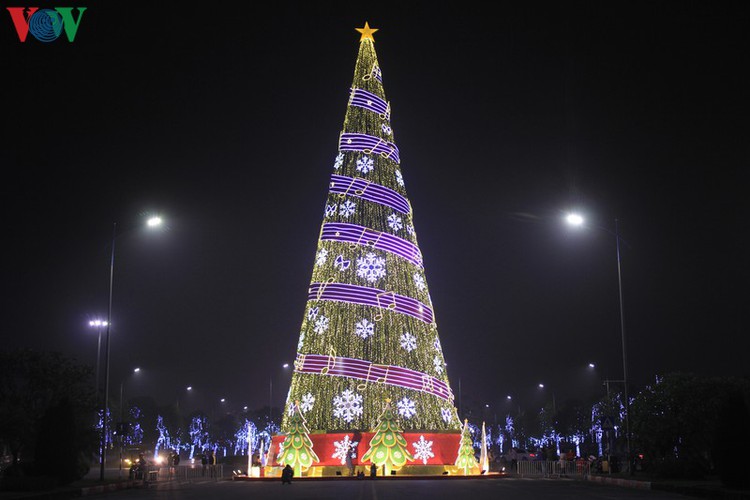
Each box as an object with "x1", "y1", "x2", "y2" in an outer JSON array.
[{"x1": 102, "y1": 477, "x2": 689, "y2": 500}]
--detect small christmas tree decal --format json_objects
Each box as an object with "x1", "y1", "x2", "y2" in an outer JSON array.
[
  {"x1": 361, "y1": 399, "x2": 413, "y2": 475},
  {"x1": 277, "y1": 402, "x2": 319, "y2": 477},
  {"x1": 455, "y1": 419, "x2": 478, "y2": 475}
]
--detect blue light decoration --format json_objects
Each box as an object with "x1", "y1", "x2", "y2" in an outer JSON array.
[
  {"x1": 234, "y1": 419, "x2": 258, "y2": 456},
  {"x1": 188, "y1": 415, "x2": 209, "y2": 460},
  {"x1": 154, "y1": 415, "x2": 169, "y2": 460}
]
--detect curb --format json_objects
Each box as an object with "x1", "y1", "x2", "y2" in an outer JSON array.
[
  {"x1": 79, "y1": 480, "x2": 139, "y2": 496},
  {"x1": 586, "y1": 475, "x2": 651, "y2": 489}
]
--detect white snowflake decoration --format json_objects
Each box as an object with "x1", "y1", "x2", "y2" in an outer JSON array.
[
  {"x1": 356, "y1": 252, "x2": 386, "y2": 283},
  {"x1": 406, "y1": 224, "x2": 414, "y2": 236},
  {"x1": 355, "y1": 318, "x2": 375, "y2": 339},
  {"x1": 316, "y1": 248, "x2": 329, "y2": 266},
  {"x1": 332, "y1": 434, "x2": 358, "y2": 464},
  {"x1": 412, "y1": 435, "x2": 434, "y2": 464},
  {"x1": 433, "y1": 355, "x2": 444, "y2": 375},
  {"x1": 313, "y1": 315, "x2": 330, "y2": 334},
  {"x1": 325, "y1": 204, "x2": 337, "y2": 217},
  {"x1": 387, "y1": 213, "x2": 403, "y2": 231},
  {"x1": 400, "y1": 332, "x2": 417, "y2": 352},
  {"x1": 441, "y1": 408, "x2": 453, "y2": 424},
  {"x1": 434, "y1": 337, "x2": 442, "y2": 352},
  {"x1": 397, "y1": 397, "x2": 417, "y2": 419},
  {"x1": 356, "y1": 155, "x2": 374, "y2": 174},
  {"x1": 333, "y1": 153, "x2": 344, "y2": 170},
  {"x1": 297, "y1": 331, "x2": 305, "y2": 350},
  {"x1": 300, "y1": 393, "x2": 315, "y2": 413},
  {"x1": 382, "y1": 123, "x2": 392, "y2": 136},
  {"x1": 395, "y1": 169, "x2": 404, "y2": 186},
  {"x1": 333, "y1": 389, "x2": 363, "y2": 423},
  {"x1": 413, "y1": 273, "x2": 426, "y2": 292},
  {"x1": 339, "y1": 200, "x2": 356, "y2": 218},
  {"x1": 308, "y1": 307, "x2": 319, "y2": 321}
]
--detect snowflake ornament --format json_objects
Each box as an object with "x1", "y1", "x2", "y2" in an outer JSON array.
[
  {"x1": 412, "y1": 435, "x2": 435, "y2": 464},
  {"x1": 355, "y1": 318, "x2": 375, "y2": 339},
  {"x1": 300, "y1": 393, "x2": 315, "y2": 413},
  {"x1": 382, "y1": 123, "x2": 392, "y2": 136},
  {"x1": 434, "y1": 337, "x2": 442, "y2": 352},
  {"x1": 441, "y1": 408, "x2": 454, "y2": 424},
  {"x1": 332, "y1": 434, "x2": 358, "y2": 464},
  {"x1": 325, "y1": 204, "x2": 337, "y2": 217},
  {"x1": 406, "y1": 224, "x2": 414, "y2": 236},
  {"x1": 413, "y1": 273, "x2": 426, "y2": 292},
  {"x1": 395, "y1": 169, "x2": 404, "y2": 187},
  {"x1": 356, "y1": 155, "x2": 374, "y2": 174},
  {"x1": 333, "y1": 153, "x2": 344, "y2": 170},
  {"x1": 297, "y1": 331, "x2": 305, "y2": 350},
  {"x1": 397, "y1": 397, "x2": 417, "y2": 419},
  {"x1": 387, "y1": 213, "x2": 403, "y2": 231},
  {"x1": 356, "y1": 252, "x2": 386, "y2": 283},
  {"x1": 433, "y1": 355, "x2": 444, "y2": 375},
  {"x1": 308, "y1": 307, "x2": 319, "y2": 321},
  {"x1": 333, "y1": 389, "x2": 363, "y2": 423},
  {"x1": 313, "y1": 315, "x2": 330, "y2": 334},
  {"x1": 339, "y1": 200, "x2": 356, "y2": 218},
  {"x1": 316, "y1": 248, "x2": 329, "y2": 266},
  {"x1": 400, "y1": 332, "x2": 417, "y2": 352}
]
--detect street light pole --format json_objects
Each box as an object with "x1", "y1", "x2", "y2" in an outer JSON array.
[
  {"x1": 100, "y1": 222, "x2": 116, "y2": 482},
  {"x1": 614, "y1": 219, "x2": 632, "y2": 473},
  {"x1": 566, "y1": 213, "x2": 631, "y2": 473}
]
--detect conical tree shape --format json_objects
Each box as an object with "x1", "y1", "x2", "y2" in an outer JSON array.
[
  {"x1": 277, "y1": 402, "x2": 320, "y2": 477},
  {"x1": 455, "y1": 419, "x2": 478, "y2": 475},
  {"x1": 282, "y1": 23, "x2": 460, "y2": 433},
  {"x1": 360, "y1": 400, "x2": 413, "y2": 475}
]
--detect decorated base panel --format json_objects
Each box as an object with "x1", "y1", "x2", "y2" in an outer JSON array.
[{"x1": 265, "y1": 432, "x2": 470, "y2": 477}]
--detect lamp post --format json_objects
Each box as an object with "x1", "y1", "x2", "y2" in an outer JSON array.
[
  {"x1": 88, "y1": 319, "x2": 108, "y2": 402},
  {"x1": 99, "y1": 216, "x2": 163, "y2": 481},
  {"x1": 118, "y1": 367, "x2": 140, "y2": 478},
  {"x1": 269, "y1": 363, "x2": 290, "y2": 425},
  {"x1": 566, "y1": 213, "x2": 631, "y2": 473}
]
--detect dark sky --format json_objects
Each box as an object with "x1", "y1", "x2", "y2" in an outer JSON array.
[{"x1": 3, "y1": 1, "x2": 748, "y2": 419}]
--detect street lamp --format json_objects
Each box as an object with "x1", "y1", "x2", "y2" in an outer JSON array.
[
  {"x1": 537, "y1": 383, "x2": 556, "y2": 413},
  {"x1": 118, "y1": 367, "x2": 140, "y2": 478},
  {"x1": 99, "y1": 216, "x2": 163, "y2": 481},
  {"x1": 566, "y1": 212, "x2": 631, "y2": 472}
]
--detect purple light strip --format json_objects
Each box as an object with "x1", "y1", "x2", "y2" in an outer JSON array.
[
  {"x1": 339, "y1": 133, "x2": 400, "y2": 164},
  {"x1": 349, "y1": 88, "x2": 390, "y2": 119},
  {"x1": 362, "y1": 63, "x2": 383, "y2": 83},
  {"x1": 330, "y1": 174, "x2": 409, "y2": 214},
  {"x1": 308, "y1": 282, "x2": 433, "y2": 324},
  {"x1": 321, "y1": 222, "x2": 423, "y2": 267},
  {"x1": 295, "y1": 353, "x2": 453, "y2": 402}
]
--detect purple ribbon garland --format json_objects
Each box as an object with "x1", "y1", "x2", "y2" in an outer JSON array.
[
  {"x1": 320, "y1": 222, "x2": 423, "y2": 268},
  {"x1": 294, "y1": 353, "x2": 453, "y2": 402},
  {"x1": 349, "y1": 88, "x2": 390, "y2": 119},
  {"x1": 307, "y1": 281, "x2": 433, "y2": 324},
  {"x1": 330, "y1": 174, "x2": 410, "y2": 214},
  {"x1": 339, "y1": 133, "x2": 400, "y2": 164}
]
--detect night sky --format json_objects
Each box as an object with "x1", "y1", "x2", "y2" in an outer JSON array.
[{"x1": 3, "y1": 1, "x2": 748, "y2": 420}]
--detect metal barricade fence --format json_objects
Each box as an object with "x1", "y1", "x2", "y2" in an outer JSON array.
[
  {"x1": 149, "y1": 464, "x2": 225, "y2": 482},
  {"x1": 517, "y1": 460, "x2": 590, "y2": 478}
]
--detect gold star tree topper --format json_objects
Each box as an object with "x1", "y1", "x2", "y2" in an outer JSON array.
[{"x1": 356, "y1": 22, "x2": 378, "y2": 42}]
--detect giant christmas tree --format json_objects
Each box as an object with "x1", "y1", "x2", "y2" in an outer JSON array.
[{"x1": 274, "y1": 23, "x2": 462, "y2": 475}]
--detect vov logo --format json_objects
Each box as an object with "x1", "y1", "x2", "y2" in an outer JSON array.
[{"x1": 7, "y1": 7, "x2": 86, "y2": 42}]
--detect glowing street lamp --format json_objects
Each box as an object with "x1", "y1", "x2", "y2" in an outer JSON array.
[
  {"x1": 566, "y1": 212, "x2": 631, "y2": 472},
  {"x1": 99, "y1": 215, "x2": 164, "y2": 481}
]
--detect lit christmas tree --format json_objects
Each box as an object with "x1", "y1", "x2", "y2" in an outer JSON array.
[
  {"x1": 275, "y1": 22, "x2": 461, "y2": 474},
  {"x1": 360, "y1": 399, "x2": 413, "y2": 475},
  {"x1": 277, "y1": 402, "x2": 319, "y2": 477},
  {"x1": 455, "y1": 419, "x2": 478, "y2": 475}
]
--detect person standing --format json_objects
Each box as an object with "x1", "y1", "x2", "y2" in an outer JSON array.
[{"x1": 281, "y1": 464, "x2": 294, "y2": 484}]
